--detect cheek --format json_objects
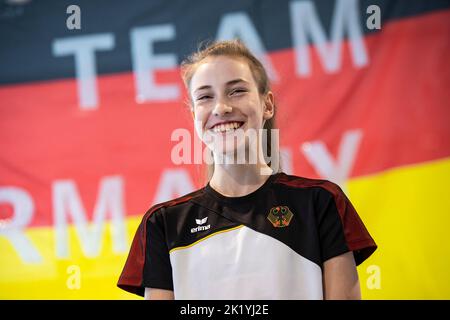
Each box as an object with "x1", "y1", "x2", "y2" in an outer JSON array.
[
  {"x1": 195, "y1": 120, "x2": 203, "y2": 133},
  {"x1": 192, "y1": 109, "x2": 207, "y2": 138},
  {"x1": 244, "y1": 99, "x2": 265, "y2": 124}
]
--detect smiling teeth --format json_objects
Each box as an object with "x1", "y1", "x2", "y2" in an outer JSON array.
[{"x1": 212, "y1": 122, "x2": 242, "y2": 133}]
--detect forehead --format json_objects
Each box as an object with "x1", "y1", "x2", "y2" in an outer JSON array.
[{"x1": 190, "y1": 56, "x2": 255, "y2": 90}]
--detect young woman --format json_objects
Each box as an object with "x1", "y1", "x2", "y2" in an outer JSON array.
[{"x1": 117, "y1": 40, "x2": 377, "y2": 300}]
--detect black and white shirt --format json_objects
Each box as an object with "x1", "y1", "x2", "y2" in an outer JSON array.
[{"x1": 118, "y1": 172, "x2": 377, "y2": 299}]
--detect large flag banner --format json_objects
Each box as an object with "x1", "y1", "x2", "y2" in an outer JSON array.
[{"x1": 0, "y1": 0, "x2": 449, "y2": 299}]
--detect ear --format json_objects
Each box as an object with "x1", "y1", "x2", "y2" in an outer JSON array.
[{"x1": 262, "y1": 91, "x2": 275, "y2": 120}]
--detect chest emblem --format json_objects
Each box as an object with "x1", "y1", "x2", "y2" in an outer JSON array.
[{"x1": 267, "y1": 206, "x2": 293, "y2": 227}]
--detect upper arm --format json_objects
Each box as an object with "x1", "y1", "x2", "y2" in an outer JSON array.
[
  {"x1": 314, "y1": 185, "x2": 376, "y2": 299},
  {"x1": 144, "y1": 287, "x2": 174, "y2": 300},
  {"x1": 117, "y1": 208, "x2": 174, "y2": 297},
  {"x1": 322, "y1": 251, "x2": 361, "y2": 300},
  {"x1": 315, "y1": 185, "x2": 377, "y2": 267}
]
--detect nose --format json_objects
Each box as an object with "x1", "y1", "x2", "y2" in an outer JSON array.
[{"x1": 212, "y1": 99, "x2": 232, "y2": 116}]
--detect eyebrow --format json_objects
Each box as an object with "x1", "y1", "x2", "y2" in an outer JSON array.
[{"x1": 193, "y1": 78, "x2": 249, "y2": 95}]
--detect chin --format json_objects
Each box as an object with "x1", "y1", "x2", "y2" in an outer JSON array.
[{"x1": 213, "y1": 140, "x2": 251, "y2": 165}]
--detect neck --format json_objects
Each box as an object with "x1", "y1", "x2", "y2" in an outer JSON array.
[{"x1": 209, "y1": 162, "x2": 275, "y2": 197}]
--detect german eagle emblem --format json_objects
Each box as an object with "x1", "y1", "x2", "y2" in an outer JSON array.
[{"x1": 267, "y1": 206, "x2": 293, "y2": 228}]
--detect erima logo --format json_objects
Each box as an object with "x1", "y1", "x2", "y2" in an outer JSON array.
[{"x1": 191, "y1": 217, "x2": 211, "y2": 233}]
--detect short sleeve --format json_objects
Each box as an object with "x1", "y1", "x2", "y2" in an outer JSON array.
[
  {"x1": 117, "y1": 206, "x2": 173, "y2": 297},
  {"x1": 316, "y1": 184, "x2": 377, "y2": 266}
]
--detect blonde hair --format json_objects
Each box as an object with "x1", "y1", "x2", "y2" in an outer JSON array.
[{"x1": 180, "y1": 39, "x2": 280, "y2": 185}]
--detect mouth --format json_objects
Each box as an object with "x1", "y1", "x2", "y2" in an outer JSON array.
[{"x1": 209, "y1": 121, "x2": 245, "y2": 134}]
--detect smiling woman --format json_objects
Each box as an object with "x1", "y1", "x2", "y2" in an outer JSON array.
[
  {"x1": 181, "y1": 40, "x2": 279, "y2": 184},
  {"x1": 117, "y1": 40, "x2": 377, "y2": 300}
]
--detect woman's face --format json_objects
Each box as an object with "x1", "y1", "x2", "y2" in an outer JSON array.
[{"x1": 189, "y1": 55, "x2": 273, "y2": 157}]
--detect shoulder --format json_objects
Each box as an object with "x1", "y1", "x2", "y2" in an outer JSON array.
[
  {"x1": 140, "y1": 187, "x2": 206, "y2": 223},
  {"x1": 274, "y1": 172, "x2": 345, "y2": 198}
]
